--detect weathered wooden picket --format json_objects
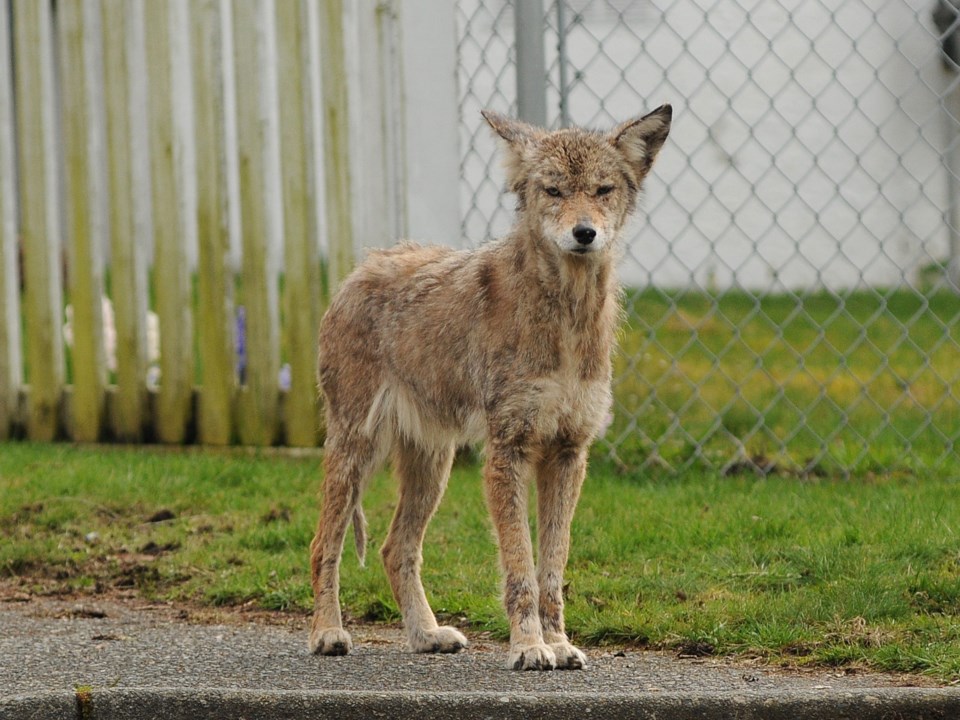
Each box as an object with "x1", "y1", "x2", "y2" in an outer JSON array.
[
  {"x1": 0, "y1": 0, "x2": 461, "y2": 448},
  {"x1": 0, "y1": 0, "x2": 338, "y2": 446}
]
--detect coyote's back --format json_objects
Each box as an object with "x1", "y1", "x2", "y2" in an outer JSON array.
[{"x1": 309, "y1": 105, "x2": 672, "y2": 670}]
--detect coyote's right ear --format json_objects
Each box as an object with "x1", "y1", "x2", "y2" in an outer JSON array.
[
  {"x1": 482, "y1": 110, "x2": 541, "y2": 194},
  {"x1": 481, "y1": 110, "x2": 540, "y2": 144}
]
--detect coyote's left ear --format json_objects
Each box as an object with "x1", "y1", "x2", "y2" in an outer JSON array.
[{"x1": 611, "y1": 104, "x2": 672, "y2": 176}]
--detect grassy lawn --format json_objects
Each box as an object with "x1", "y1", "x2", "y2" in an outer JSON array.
[{"x1": 2, "y1": 443, "x2": 959, "y2": 682}]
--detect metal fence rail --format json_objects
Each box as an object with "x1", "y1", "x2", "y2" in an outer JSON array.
[{"x1": 457, "y1": 0, "x2": 960, "y2": 473}]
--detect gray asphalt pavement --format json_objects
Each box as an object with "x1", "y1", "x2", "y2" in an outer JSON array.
[{"x1": 2, "y1": 595, "x2": 959, "y2": 719}]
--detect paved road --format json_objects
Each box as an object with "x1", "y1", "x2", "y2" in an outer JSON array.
[{"x1": 2, "y1": 595, "x2": 958, "y2": 719}]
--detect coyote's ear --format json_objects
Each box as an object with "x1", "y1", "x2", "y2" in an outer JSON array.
[
  {"x1": 611, "y1": 104, "x2": 672, "y2": 176},
  {"x1": 482, "y1": 110, "x2": 541, "y2": 194},
  {"x1": 481, "y1": 109, "x2": 540, "y2": 145}
]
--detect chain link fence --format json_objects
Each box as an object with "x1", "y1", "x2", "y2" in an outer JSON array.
[{"x1": 457, "y1": 0, "x2": 960, "y2": 474}]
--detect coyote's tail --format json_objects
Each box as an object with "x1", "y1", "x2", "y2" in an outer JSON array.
[{"x1": 352, "y1": 503, "x2": 368, "y2": 566}]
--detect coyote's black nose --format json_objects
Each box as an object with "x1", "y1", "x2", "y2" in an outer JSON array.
[{"x1": 573, "y1": 224, "x2": 596, "y2": 245}]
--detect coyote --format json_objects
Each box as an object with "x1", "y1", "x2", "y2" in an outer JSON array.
[{"x1": 309, "y1": 106, "x2": 672, "y2": 670}]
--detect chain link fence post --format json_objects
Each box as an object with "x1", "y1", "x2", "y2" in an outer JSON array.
[
  {"x1": 514, "y1": 0, "x2": 547, "y2": 126},
  {"x1": 935, "y1": 0, "x2": 960, "y2": 291}
]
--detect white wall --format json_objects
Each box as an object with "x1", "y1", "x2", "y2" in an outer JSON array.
[{"x1": 458, "y1": 0, "x2": 957, "y2": 290}]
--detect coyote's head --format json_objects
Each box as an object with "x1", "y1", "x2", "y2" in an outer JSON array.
[{"x1": 482, "y1": 106, "x2": 671, "y2": 258}]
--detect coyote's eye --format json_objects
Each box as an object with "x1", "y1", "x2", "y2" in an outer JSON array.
[
  {"x1": 596, "y1": 185, "x2": 615, "y2": 197},
  {"x1": 544, "y1": 186, "x2": 562, "y2": 198}
]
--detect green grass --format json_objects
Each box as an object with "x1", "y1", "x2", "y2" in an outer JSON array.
[
  {"x1": 612, "y1": 288, "x2": 960, "y2": 472},
  {"x1": 2, "y1": 443, "x2": 959, "y2": 682}
]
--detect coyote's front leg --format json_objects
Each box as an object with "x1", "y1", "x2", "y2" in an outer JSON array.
[
  {"x1": 484, "y1": 441, "x2": 556, "y2": 670},
  {"x1": 536, "y1": 439, "x2": 589, "y2": 669}
]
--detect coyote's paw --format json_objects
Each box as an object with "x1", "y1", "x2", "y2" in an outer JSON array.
[
  {"x1": 550, "y1": 641, "x2": 587, "y2": 670},
  {"x1": 309, "y1": 626, "x2": 353, "y2": 656},
  {"x1": 410, "y1": 626, "x2": 469, "y2": 654},
  {"x1": 508, "y1": 642, "x2": 557, "y2": 671}
]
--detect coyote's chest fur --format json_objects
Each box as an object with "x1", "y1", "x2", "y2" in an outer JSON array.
[{"x1": 342, "y1": 240, "x2": 617, "y2": 452}]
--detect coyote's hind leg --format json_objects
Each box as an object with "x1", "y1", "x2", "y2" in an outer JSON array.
[
  {"x1": 309, "y1": 431, "x2": 377, "y2": 656},
  {"x1": 381, "y1": 440, "x2": 467, "y2": 653}
]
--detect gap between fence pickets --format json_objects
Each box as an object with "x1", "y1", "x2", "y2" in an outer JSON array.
[{"x1": 10, "y1": 385, "x2": 318, "y2": 447}]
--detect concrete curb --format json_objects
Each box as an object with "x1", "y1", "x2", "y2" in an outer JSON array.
[{"x1": 5, "y1": 687, "x2": 960, "y2": 720}]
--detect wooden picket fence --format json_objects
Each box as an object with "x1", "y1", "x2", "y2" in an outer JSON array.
[{"x1": 0, "y1": 0, "x2": 365, "y2": 447}]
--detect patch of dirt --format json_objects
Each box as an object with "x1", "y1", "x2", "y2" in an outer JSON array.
[
  {"x1": 675, "y1": 639, "x2": 716, "y2": 658},
  {"x1": 138, "y1": 541, "x2": 181, "y2": 556},
  {"x1": 721, "y1": 454, "x2": 835, "y2": 479},
  {"x1": 146, "y1": 509, "x2": 177, "y2": 523},
  {"x1": 262, "y1": 506, "x2": 292, "y2": 523},
  {"x1": 0, "y1": 576, "x2": 308, "y2": 629},
  {"x1": 49, "y1": 605, "x2": 109, "y2": 620}
]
